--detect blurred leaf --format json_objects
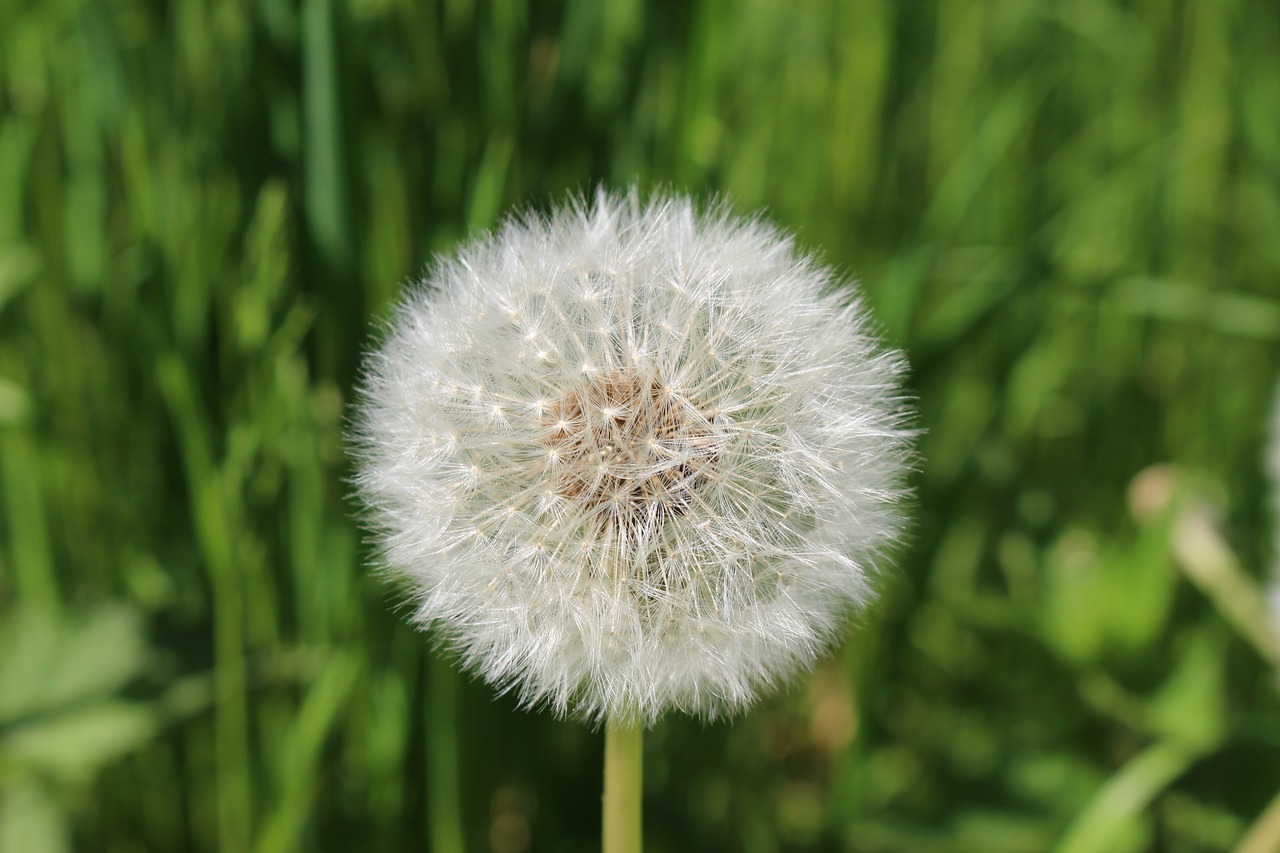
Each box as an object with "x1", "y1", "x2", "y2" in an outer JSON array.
[
  {"x1": 0, "y1": 604, "x2": 148, "y2": 725},
  {"x1": 0, "y1": 784, "x2": 70, "y2": 853},
  {"x1": 0, "y1": 377, "x2": 30, "y2": 425},
  {"x1": 1146, "y1": 629, "x2": 1225, "y2": 745},
  {"x1": 1004, "y1": 329, "x2": 1080, "y2": 439},
  {"x1": 0, "y1": 244, "x2": 40, "y2": 316},
  {"x1": 1112, "y1": 278, "x2": 1280, "y2": 340},
  {"x1": 1008, "y1": 752, "x2": 1103, "y2": 817},
  {"x1": 1040, "y1": 514, "x2": 1178, "y2": 665},
  {"x1": 301, "y1": 0, "x2": 351, "y2": 275},
  {"x1": 235, "y1": 181, "x2": 293, "y2": 353},
  {"x1": 953, "y1": 810, "x2": 1053, "y2": 853},
  {"x1": 1, "y1": 431, "x2": 56, "y2": 612},
  {"x1": 1054, "y1": 739, "x2": 1207, "y2": 853},
  {"x1": 255, "y1": 652, "x2": 361, "y2": 853},
  {"x1": 2, "y1": 701, "x2": 158, "y2": 782},
  {"x1": 916, "y1": 248, "x2": 1020, "y2": 349}
]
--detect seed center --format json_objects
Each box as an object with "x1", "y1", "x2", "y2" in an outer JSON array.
[{"x1": 542, "y1": 371, "x2": 721, "y2": 528}]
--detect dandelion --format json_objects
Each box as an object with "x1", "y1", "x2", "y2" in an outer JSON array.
[{"x1": 351, "y1": 188, "x2": 914, "y2": 850}]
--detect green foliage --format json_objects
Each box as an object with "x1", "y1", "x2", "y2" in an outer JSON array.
[{"x1": 1, "y1": 0, "x2": 1278, "y2": 850}]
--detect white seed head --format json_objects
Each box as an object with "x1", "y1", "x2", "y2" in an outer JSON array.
[{"x1": 351, "y1": 189, "x2": 915, "y2": 725}]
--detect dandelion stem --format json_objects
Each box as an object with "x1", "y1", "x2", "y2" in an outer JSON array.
[{"x1": 602, "y1": 720, "x2": 643, "y2": 853}]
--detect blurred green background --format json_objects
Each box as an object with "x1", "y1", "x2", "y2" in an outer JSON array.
[{"x1": 2, "y1": 0, "x2": 1280, "y2": 850}]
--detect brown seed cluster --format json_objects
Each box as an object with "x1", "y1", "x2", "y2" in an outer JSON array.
[{"x1": 542, "y1": 371, "x2": 721, "y2": 529}]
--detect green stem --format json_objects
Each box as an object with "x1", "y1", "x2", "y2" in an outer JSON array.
[{"x1": 602, "y1": 720, "x2": 643, "y2": 853}]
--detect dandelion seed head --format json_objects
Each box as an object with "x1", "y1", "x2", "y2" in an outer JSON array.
[{"x1": 352, "y1": 189, "x2": 914, "y2": 724}]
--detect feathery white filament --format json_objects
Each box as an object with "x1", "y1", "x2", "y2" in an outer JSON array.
[{"x1": 352, "y1": 190, "x2": 914, "y2": 724}]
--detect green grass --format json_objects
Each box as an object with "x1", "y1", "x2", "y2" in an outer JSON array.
[{"x1": 2, "y1": 0, "x2": 1279, "y2": 850}]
